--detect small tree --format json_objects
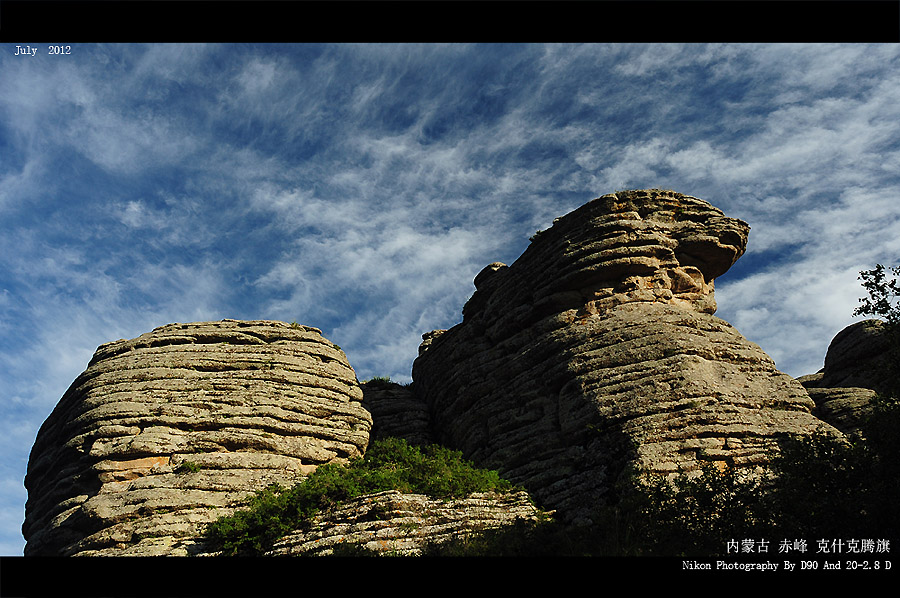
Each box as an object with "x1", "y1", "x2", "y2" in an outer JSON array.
[
  {"x1": 854, "y1": 263, "x2": 900, "y2": 325},
  {"x1": 853, "y1": 263, "x2": 900, "y2": 397}
]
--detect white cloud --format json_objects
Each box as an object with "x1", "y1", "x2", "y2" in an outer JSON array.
[
  {"x1": 66, "y1": 105, "x2": 202, "y2": 174},
  {"x1": 717, "y1": 261, "x2": 870, "y2": 377},
  {"x1": 598, "y1": 138, "x2": 673, "y2": 190},
  {"x1": 612, "y1": 43, "x2": 744, "y2": 78},
  {"x1": 716, "y1": 181, "x2": 900, "y2": 377},
  {"x1": 237, "y1": 57, "x2": 278, "y2": 94},
  {"x1": 0, "y1": 155, "x2": 47, "y2": 213},
  {"x1": 115, "y1": 200, "x2": 158, "y2": 229}
]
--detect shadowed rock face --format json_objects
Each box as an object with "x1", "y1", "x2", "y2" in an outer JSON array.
[
  {"x1": 362, "y1": 380, "x2": 432, "y2": 446},
  {"x1": 820, "y1": 319, "x2": 892, "y2": 392},
  {"x1": 413, "y1": 190, "x2": 836, "y2": 523},
  {"x1": 23, "y1": 320, "x2": 371, "y2": 556},
  {"x1": 799, "y1": 319, "x2": 892, "y2": 435}
]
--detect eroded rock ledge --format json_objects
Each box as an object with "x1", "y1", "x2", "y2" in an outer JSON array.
[
  {"x1": 265, "y1": 489, "x2": 541, "y2": 556},
  {"x1": 23, "y1": 320, "x2": 371, "y2": 556}
]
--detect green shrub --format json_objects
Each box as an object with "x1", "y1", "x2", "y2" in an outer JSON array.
[
  {"x1": 404, "y1": 460, "x2": 772, "y2": 557},
  {"x1": 205, "y1": 418, "x2": 898, "y2": 557},
  {"x1": 765, "y1": 432, "x2": 872, "y2": 538},
  {"x1": 854, "y1": 263, "x2": 900, "y2": 325},
  {"x1": 611, "y1": 408, "x2": 899, "y2": 556},
  {"x1": 432, "y1": 404, "x2": 898, "y2": 557},
  {"x1": 175, "y1": 461, "x2": 202, "y2": 474},
  {"x1": 605, "y1": 462, "x2": 770, "y2": 556},
  {"x1": 204, "y1": 404, "x2": 899, "y2": 557},
  {"x1": 203, "y1": 437, "x2": 517, "y2": 555},
  {"x1": 361, "y1": 375, "x2": 394, "y2": 388},
  {"x1": 766, "y1": 397, "x2": 900, "y2": 539}
]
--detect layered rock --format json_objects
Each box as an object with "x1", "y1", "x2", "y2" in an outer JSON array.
[
  {"x1": 266, "y1": 489, "x2": 540, "y2": 556},
  {"x1": 413, "y1": 190, "x2": 837, "y2": 522},
  {"x1": 361, "y1": 380, "x2": 433, "y2": 446},
  {"x1": 23, "y1": 320, "x2": 372, "y2": 556},
  {"x1": 799, "y1": 319, "x2": 892, "y2": 435},
  {"x1": 816, "y1": 319, "x2": 892, "y2": 391}
]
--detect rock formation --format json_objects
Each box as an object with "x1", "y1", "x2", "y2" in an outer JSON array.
[
  {"x1": 265, "y1": 489, "x2": 540, "y2": 556},
  {"x1": 412, "y1": 189, "x2": 838, "y2": 523},
  {"x1": 361, "y1": 380, "x2": 432, "y2": 446},
  {"x1": 798, "y1": 319, "x2": 892, "y2": 435},
  {"x1": 22, "y1": 320, "x2": 372, "y2": 556},
  {"x1": 24, "y1": 189, "x2": 859, "y2": 555}
]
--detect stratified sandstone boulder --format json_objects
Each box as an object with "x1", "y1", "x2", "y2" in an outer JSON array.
[
  {"x1": 797, "y1": 382, "x2": 878, "y2": 436},
  {"x1": 819, "y1": 319, "x2": 892, "y2": 391},
  {"x1": 23, "y1": 320, "x2": 371, "y2": 556},
  {"x1": 413, "y1": 190, "x2": 838, "y2": 523},
  {"x1": 799, "y1": 319, "x2": 892, "y2": 435}
]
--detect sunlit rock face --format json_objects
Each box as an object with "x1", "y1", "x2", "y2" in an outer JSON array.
[
  {"x1": 461, "y1": 188, "x2": 750, "y2": 326},
  {"x1": 23, "y1": 320, "x2": 371, "y2": 556},
  {"x1": 265, "y1": 489, "x2": 541, "y2": 556},
  {"x1": 413, "y1": 190, "x2": 837, "y2": 523}
]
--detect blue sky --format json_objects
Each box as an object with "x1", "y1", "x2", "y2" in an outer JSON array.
[{"x1": 2, "y1": 43, "x2": 899, "y2": 555}]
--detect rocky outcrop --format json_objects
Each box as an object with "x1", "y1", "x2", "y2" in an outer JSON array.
[
  {"x1": 817, "y1": 319, "x2": 892, "y2": 391},
  {"x1": 412, "y1": 189, "x2": 838, "y2": 523},
  {"x1": 22, "y1": 320, "x2": 372, "y2": 556},
  {"x1": 799, "y1": 319, "x2": 892, "y2": 435},
  {"x1": 361, "y1": 380, "x2": 432, "y2": 446},
  {"x1": 796, "y1": 383, "x2": 877, "y2": 436},
  {"x1": 265, "y1": 489, "x2": 540, "y2": 556}
]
